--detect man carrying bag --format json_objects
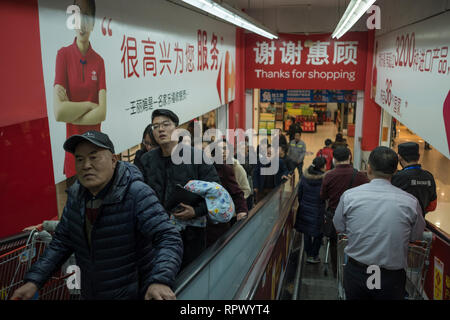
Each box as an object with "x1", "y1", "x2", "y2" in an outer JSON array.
[{"x1": 322, "y1": 168, "x2": 357, "y2": 237}]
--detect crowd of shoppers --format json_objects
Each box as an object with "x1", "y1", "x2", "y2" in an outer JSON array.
[
  {"x1": 13, "y1": 109, "x2": 435, "y2": 300},
  {"x1": 293, "y1": 130, "x2": 434, "y2": 300}
]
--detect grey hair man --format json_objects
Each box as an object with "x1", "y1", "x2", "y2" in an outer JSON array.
[
  {"x1": 12, "y1": 131, "x2": 183, "y2": 300},
  {"x1": 333, "y1": 146, "x2": 425, "y2": 300}
]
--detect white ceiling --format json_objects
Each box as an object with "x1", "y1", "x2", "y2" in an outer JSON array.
[
  {"x1": 177, "y1": 0, "x2": 450, "y2": 34},
  {"x1": 220, "y1": 0, "x2": 355, "y2": 33},
  {"x1": 225, "y1": 0, "x2": 347, "y2": 9}
]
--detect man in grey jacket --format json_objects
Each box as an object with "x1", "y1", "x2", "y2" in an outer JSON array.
[{"x1": 287, "y1": 130, "x2": 307, "y2": 176}]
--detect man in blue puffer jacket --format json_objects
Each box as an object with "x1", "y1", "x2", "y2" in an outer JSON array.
[{"x1": 12, "y1": 131, "x2": 183, "y2": 300}]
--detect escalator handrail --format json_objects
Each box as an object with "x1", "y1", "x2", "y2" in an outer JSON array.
[
  {"x1": 174, "y1": 176, "x2": 297, "y2": 295},
  {"x1": 233, "y1": 181, "x2": 299, "y2": 300}
]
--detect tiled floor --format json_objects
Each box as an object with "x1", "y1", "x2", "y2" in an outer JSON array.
[{"x1": 299, "y1": 121, "x2": 349, "y2": 168}]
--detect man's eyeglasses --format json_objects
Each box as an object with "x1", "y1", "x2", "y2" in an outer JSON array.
[{"x1": 151, "y1": 120, "x2": 173, "y2": 131}]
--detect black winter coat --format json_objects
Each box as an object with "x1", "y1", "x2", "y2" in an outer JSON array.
[
  {"x1": 24, "y1": 162, "x2": 183, "y2": 299},
  {"x1": 294, "y1": 168, "x2": 326, "y2": 237},
  {"x1": 252, "y1": 158, "x2": 289, "y2": 191},
  {"x1": 138, "y1": 146, "x2": 221, "y2": 217},
  {"x1": 288, "y1": 122, "x2": 303, "y2": 140},
  {"x1": 133, "y1": 148, "x2": 147, "y2": 172}
]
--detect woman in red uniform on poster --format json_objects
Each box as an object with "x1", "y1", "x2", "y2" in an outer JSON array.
[{"x1": 53, "y1": 0, "x2": 106, "y2": 178}]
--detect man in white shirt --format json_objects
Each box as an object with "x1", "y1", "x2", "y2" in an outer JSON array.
[{"x1": 333, "y1": 146, "x2": 425, "y2": 300}]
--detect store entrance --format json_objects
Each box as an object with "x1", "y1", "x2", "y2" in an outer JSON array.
[{"x1": 257, "y1": 89, "x2": 357, "y2": 157}]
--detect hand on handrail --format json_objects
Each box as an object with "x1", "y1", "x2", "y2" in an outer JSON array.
[
  {"x1": 236, "y1": 212, "x2": 248, "y2": 221},
  {"x1": 22, "y1": 224, "x2": 43, "y2": 232}
]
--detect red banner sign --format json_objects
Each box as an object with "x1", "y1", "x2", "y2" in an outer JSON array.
[{"x1": 245, "y1": 32, "x2": 368, "y2": 90}]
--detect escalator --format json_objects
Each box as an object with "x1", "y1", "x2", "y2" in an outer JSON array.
[
  {"x1": 0, "y1": 176, "x2": 301, "y2": 300},
  {"x1": 174, "y1": 175, "x2": 301, "y2": 300}
]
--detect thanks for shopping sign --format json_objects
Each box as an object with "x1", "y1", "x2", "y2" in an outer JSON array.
[
  {"x1": 373, "y1": 11, "x2": 450, "y2": 159},
  {"x1": 245, "y1": 32, "x2": 368, "y2": 90}
]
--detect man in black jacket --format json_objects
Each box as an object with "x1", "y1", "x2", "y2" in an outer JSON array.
[
  {"x1": 279, "y1": 144, "x2": 296, "y2": 174},
  {"x1": 12, "y1": 131, "x2": 183, "y2": 300},
  {"x1": 288, "y1": 117, "x2": 302, "y2": 141},
  {"x1": 392, "y1": 142, "x2": 437, "y2": 215},
  {"x1": 139, "y1": 109, "x2": 221, "y2": 269}
]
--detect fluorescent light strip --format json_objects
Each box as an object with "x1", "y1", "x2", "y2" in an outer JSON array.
[
  {"x1": 332, "y1": 0, "x2": 359, "y2": 38},
  {"x1": 181, "y1": 0, "x2": 278, "y2": 39},
  {"x1": 332, "y1": 0, "x2": 361, "y2": 38},
  {"x1": 332, "y1": 0, "x2": 377, "y2": 39},
  {"x1": 336, "y1": 0, "x2": 376, "y2": 38}
]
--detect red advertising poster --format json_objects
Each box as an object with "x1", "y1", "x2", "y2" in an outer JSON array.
[{"x1": 245, "y1": 32, "x2": 368, "y2": 90}]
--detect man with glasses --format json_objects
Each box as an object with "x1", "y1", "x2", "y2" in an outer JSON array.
[{"x1": 138, "y1": 109, "x2": 221, "y2": 269}]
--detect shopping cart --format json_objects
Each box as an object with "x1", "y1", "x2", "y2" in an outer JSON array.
[
  {"x1": 405, "y1": 231, "x2": 433, "y2": 300},
  {"x1": 336, "y1": 234, "x2": 347, "y2": 300},
  {"x1": 322, "y1": 237, "x2": 331, "y2": 277},
  {"x1": 336, "y1": 231, "x2": 433, "y2": 300},
  {"x1": 0, "y1": 228, "x2": 75, "y2": 300}
]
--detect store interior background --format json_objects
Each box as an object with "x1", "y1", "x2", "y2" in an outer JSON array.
[{"x1": 53, "y1": 86, "x2": 450, "y2": 241}]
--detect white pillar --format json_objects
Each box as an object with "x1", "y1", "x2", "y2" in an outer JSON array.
[
  {"x1": 217, "y1": 104, "x2": 228, "y2": 134},
  {"x1": 253, "y1": 89, "x2": 260, "y2": 132},
  {"x1": 379, "y1": 108, "x2": 392, "y2": 147},
  {"x1": 245, "y1": 89, "x2": 253, "y2": 130},
  {"x1": 353, "y1": 90, "x2": 365, "y2": 170}
]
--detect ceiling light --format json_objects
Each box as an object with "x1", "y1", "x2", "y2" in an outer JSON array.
[
  {"x1": 332, "y1": 0, "x2": 377, "y2": 39},
  {"x1": 180, "y1": 0, "x2": 278, "y2": 39}
]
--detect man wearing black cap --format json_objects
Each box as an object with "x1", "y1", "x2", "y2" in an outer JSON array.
[
  {"x1": 288, "y1": 117, "x2": 302, "y2": 141},
  {"x1": 392, "y1": 142, "x2": 437, "y2": 215},
  {"x1": 12, "y1": 131, "x2": 183, "y2": 300},
  {"x1": 333, "y1": 146, "x2": 425, "y2": 299},
  {"x1": 139, "y1": 109, "x2": 221, "y2": 269},
  {"x1": 320, "y1": 146, "x2": 369, "y2": 277}
]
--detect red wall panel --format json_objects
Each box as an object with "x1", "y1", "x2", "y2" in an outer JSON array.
[
  {"x1": 0, "y1": 0, "x2": 48, "y2": 127},
  {"x1": 0, "y1": 119, "x2": 58, "y2": 237},
  {"x1": 229, "y1": 27, "x2": 246, "y2": 131},
  {"x1": 0, "y1": 0, "x2": 57, "y2": 238},
  {"x1": 361, "y1": 30, "x2": 381, "y2": 151},
  {"x1": 424, "y1": 230, "x2": 450, "y2": 300}
]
